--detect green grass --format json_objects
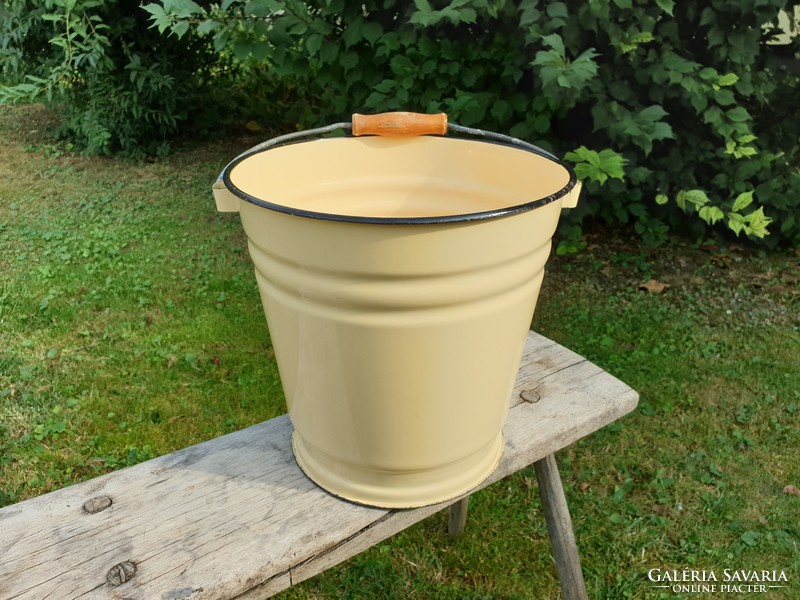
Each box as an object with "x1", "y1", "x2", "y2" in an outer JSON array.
[
  {"x1": 0, "y1": 105, "x2": 284, "y2": 500},
  {"x1": 1, "y1": 105, "x2": 798, "y2": 599}
]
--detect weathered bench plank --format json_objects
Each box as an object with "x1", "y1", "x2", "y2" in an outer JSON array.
[{"x1": 0, "y1": 332, "x2": 638, "y2": 600}]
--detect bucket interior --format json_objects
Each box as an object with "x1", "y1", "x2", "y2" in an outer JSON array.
[{"x1": 225, "y1": 136, "x2": 572, "y2": 221}]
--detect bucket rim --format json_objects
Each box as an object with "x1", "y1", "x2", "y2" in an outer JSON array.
[{"x1": 221, "y1": 132, "x2": 579, "y2": 225}]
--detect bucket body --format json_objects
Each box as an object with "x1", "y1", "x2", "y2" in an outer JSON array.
[{"x1": 219, "y1": 131, "x2": 577, "y2": 508}]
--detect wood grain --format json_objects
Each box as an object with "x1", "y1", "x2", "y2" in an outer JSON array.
[
  {"x1": 351, "y1": 112, "x2": 448, "y2": 137},
  {"x1": 0, "y1": 332, "x2": 638, "y2": 600},
  {"x1": 447, "y1": 498, "x2": 469, "y2": 537},
  {"x1": 534, "y1": 454, "x2": 589, "y2": 600}
]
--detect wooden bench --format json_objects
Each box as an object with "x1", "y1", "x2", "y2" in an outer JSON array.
[{"x1": 0, "y1": 332, "x2": 638, "y2": 600}]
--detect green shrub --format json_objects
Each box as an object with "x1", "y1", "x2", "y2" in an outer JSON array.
[
  {"x1": 3, "y1": 0, "x2": 798, "y2": 244},
  {"x1": 0, "y1": 0, "x2": 274, "y2": 156},
  {"x1": 140, "y1": 0, "x2": 799, "y2": 245}
]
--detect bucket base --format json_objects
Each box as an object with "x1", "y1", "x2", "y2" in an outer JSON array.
[{"x1": 291, "y1": 431, "x2": 504, "y2": 509}]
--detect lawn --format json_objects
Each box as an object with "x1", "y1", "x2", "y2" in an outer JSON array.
[{"x1": 1, "y1": 104, "x2": 798, "y2": 599}]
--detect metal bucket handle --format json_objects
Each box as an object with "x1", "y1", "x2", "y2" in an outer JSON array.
[{"x1": 213, "y1": 112, "x2": 580, "y2": 212}]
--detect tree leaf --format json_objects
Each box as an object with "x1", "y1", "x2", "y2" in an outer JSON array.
[
  {"x1": 141, "y1": 3, "x2": 166, "y2": 17},
  {"x1": 343, "y1": 19, "x2": 363, "y2": 48},
  {"x1": 172, "y1": 21, "x2": 189, "y2": 39},
  {"x1": 413, "y1": 0, "x2": 432, "y2": 12},
  {"x1": 714, "y1": 89, "x2": 736, "y2": 106},
  {"x1": 490, "y1": 99, "x2": 512, "y2": 122},
  {"x1": 389, "y1": 55, "x2": 413, "y2": 74},
  {"x1": 597, "y1": 149, "x2": 627, "y2": 179},
  {"x1": 340, "y1": 50, "x2": 358, "y2": 72},
  {"x1": 699, "y1": 67, "x2": 717, "y2": 81},
  {"x1": 319, "y1": 41, "x2": 338, "y2": 64},
  {"x1": 639, "y1": 105, "x2": 668, "y2": 122},
  {"x1": 374, "y1": 79, "x2": 396, "y2": 93},
  {"x1": 651, "y1": 121, "x2": 674, "y2": 141},
  {"x1": 546, "y1": 2, "x2": 568, "y2": 19},
  {"x1": 640, "y1": 279, "x2": 670, "y2": 294},
  {"x1": 362, "y1": 22, "x2": 383, "y2": 46},
  {"x1": 630, "y1": 31, "x2": 654, "y2": 44},
  {"x1": 197, "y1": 19, "x2": 219, "y2": 35},
  {"x1": 699, "y1": 205, "x2": 724, "y2": 225},
  {"x1": 655, "y1": 0, "x2": 674, "y2": 16},
  {"x1": 728, "y1": 215, "x2": 745, "y2": 236},
  {"x1": 732, "y1": 191, "x2": 753, "y2": 212},
  {"x1": 663, "y1": 51, "x2": 698, "y2": 74},
  {"x1": 564, "y1": 146, "x2": 627, "y2": 185},
  {"x1": 540, "y1": 33, "x2": 565, "y2": 56},
  {"x1": 684, "y1": 189, "x2": 710, "y2": 208},
  {"x1": 305, "y1": 33, "x2": 322, "y2": 56},
  {"x1": 519, "y1": 0, "x2": 541, "y2": 26},
  {"x1": 726, "y1": 106, "x2": 751, "y2": 122},
  {"x1": 746, "y1": 206, "x2": 772, "y2": 238}
]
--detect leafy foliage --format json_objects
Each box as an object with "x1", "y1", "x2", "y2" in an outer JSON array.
[
  {"x1": 3, "y1": 0, "x2": 799, "y2": 243},
  {"x1": 564, "y1": 146, "x2": 627, "y2": 186},
  {"x1": 0, "y1": 0, "x2": 273, "y2": 156},
  {"x1": 140, "y1": 0, "x2": 799, "y2": 245}
]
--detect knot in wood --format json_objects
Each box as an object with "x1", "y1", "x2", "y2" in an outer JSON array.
[
  {"x1": 520, "y1": 389, "x2": 541, "y2": 403},
  {"x1": 83, "y1": 495, "x2": 112, "y2": 514},
  {"x1": 107, "y1": 561, "x2": 136, "y2": 586}
]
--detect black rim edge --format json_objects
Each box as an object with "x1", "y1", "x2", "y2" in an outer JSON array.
[{"x1": 221, "y1": 128, "x2": 578, "y2": 225}]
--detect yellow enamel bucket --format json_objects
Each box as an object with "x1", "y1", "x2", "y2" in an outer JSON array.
[{"x1": 212, "y1": 112, "x2": 581, "y2": 508}]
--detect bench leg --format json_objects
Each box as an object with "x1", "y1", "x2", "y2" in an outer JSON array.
[
  {"x1": 447, "y1": 497, "x2": 469, "y2": 536},
  {"x1": 534, "y1": 453, "x2": 589, "y2": 600}
]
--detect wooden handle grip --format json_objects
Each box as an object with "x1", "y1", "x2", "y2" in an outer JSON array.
[{"x1": 352, "y1": 112, "x2": 448, "y2": 137}]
